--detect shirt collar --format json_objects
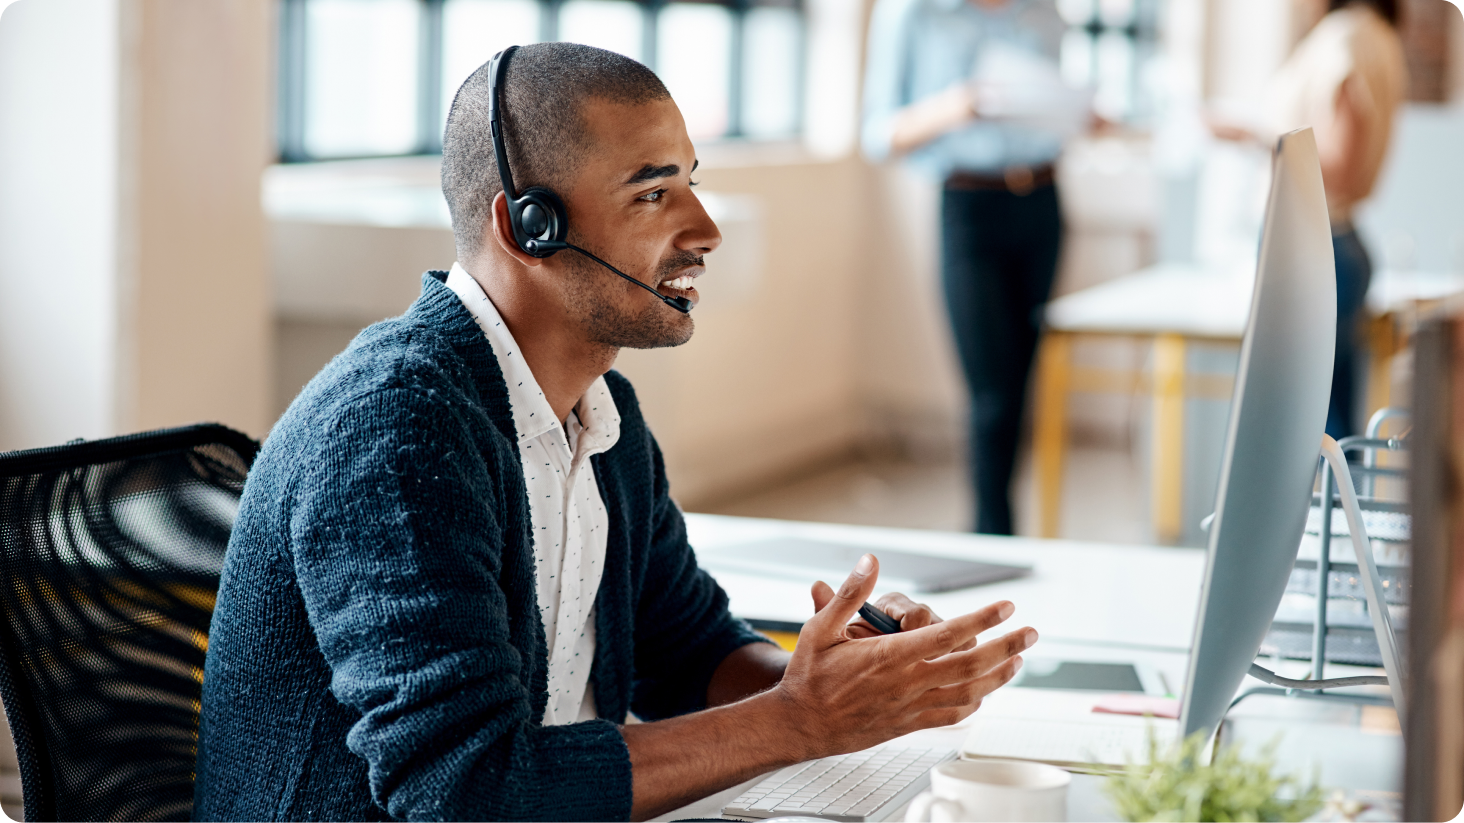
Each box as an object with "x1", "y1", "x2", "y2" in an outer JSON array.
[{"x1": 445, "y1": 263, "x2": 620, "y2": 453}]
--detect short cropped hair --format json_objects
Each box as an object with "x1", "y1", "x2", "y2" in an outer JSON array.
[{"x1": 441, "y1": 42, "x2": 671, "y2": 261}]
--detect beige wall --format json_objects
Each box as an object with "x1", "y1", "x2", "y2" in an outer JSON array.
[
  {"x1": 120, "y1": 0, "x2": 274, "y2": 438},
  {"x1": 0, "y1": 0, "x2": 121, "y2": 452},
  {"x1": 0, "y1": 0, "x2": 273, "y2": 452}
]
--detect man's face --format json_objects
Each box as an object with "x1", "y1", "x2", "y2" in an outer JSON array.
[{"x1": 554, "y1": 96, "x2": 720, "y2": 350}]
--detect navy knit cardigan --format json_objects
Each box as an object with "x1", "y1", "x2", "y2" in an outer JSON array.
[{"x1": 193, "y1": 272, "x2": 768, "y2": 822}]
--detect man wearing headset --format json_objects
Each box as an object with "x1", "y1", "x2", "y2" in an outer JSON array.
[{"x1": 194, "y1": 43, "x2": 1034, "y2": 822}]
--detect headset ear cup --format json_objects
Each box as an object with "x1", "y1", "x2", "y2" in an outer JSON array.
[
  {"x1": 523, "y1": 187, "x2": 568, "y2": 245},
  {"x1": 508, "y1": 187, "x2": 569, "y2": 257},
  {"x1": 521, "y1": 203, "x2": 548, "y2": 238}
]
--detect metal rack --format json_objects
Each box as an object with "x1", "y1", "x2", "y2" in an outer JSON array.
[
  {"x1": 1240, "y1": 409, "x2": 1411, "y2": 723},
  {"x1": 1306, "y1": 409, "x2": 1410, "y2": 682}
]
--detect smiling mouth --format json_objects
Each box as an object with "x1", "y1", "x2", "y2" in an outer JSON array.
[{"x1": 659, "y1": 272, "x2": 700, "y2": 294}]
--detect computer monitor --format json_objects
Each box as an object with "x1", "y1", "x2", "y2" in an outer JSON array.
[{"x1": 1178, "y1": 128, "x2": 1337, "y2": 740}]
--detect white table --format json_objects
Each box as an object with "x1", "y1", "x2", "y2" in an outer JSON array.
[
  {"x1": 1036, "y1": 263, "x2": 1251, "y2": 543},
  {"x1": 685, "y1": 514, "x2": 1205, "y2": 653},
  {"x1": 662, "y1": 515, "x2": 1404, "y2": 821}
]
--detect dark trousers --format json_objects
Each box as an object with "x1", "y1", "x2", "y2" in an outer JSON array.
[
  {"x1": 940, "y1": 184, "x2": 1063, "y2": 535},
  {"x1": 1327, "y1": 227, "x2": 1373, "y2": 441}
]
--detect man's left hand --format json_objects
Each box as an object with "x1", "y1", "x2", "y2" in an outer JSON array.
[{"x1": 810, "y1": 587, "x2": 977, "y2": 652}]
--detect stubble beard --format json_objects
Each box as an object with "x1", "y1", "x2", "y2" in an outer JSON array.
[{"x1": 563, "y1": 243, "x2": 700, "y2": 350}]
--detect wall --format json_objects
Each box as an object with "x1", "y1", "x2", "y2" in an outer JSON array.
[
  {"x1": 0, "y1": 0, "x2": 273, "y2": 452},
  {"x1": 0, "y1": 0, "x2": 120, "y2": 452},
  {"x1": 120, "y1": 0, "x2": 274, "y2": 438}
]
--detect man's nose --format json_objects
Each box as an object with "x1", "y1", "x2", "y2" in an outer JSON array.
[{"x1": 682, "y1": 195, "x2": 722, "y2": 254}]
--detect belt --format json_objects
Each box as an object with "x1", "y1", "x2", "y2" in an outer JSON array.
[{"x1": 945, "y1": 164, "x2": 1055, "y2": 196}]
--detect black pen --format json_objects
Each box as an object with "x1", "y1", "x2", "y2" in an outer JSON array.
[{"x1": 858, "y1": 602, "x2": 902, "y2": 634}]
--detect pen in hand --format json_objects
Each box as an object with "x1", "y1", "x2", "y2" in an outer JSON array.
[{"x1": 858, "y1": 602, "x2": 902, "y2": 634}]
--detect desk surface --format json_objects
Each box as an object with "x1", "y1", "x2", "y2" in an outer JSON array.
[
  {"x1": 675, "y1": 515, "x2": 1403, "y2": 821},
  {"x1": 686, "y1": 514, "x2": 1206, "y2": 653}
]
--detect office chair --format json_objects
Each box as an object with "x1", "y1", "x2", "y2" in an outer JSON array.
[{"x1": 0, "y1": 424, "x2": 258, "y2": 822}]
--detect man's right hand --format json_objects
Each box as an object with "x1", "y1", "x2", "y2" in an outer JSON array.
[{"x1": 771, "y1": 553, "x2": 1034, "y2": 762}]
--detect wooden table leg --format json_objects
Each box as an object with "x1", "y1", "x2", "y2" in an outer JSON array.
[
  {"x1": 1366, "y1": 312, "x2": 1397, "y2": 422},
  {"x1": 1152, "y1": 334, "x2": 1186, "y2": 544},
  {"x1": 1033, "y1": 332, "x2": 1071, "y2": 539}
]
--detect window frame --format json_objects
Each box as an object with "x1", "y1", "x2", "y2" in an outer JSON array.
[
  {"x1": 1060, "y1": 0, "x2": 1161, "y2": 123},
  {"x1": 276, "y1": 0, "x2": 805, "y2": 164}
]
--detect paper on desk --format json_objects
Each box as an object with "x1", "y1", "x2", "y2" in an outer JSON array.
[
  {"x1": 969, "y1": 44, "x2": 1092, "y2": 138},
  {"x1": 1091, "y1": 693, "x2": 1181, "y2": 719}
]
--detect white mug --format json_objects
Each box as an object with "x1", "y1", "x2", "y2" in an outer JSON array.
[{"x1": 904, "y1": 759, "x2": 1069, "y2": 822}]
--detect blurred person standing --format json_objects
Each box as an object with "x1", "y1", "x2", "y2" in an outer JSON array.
[
  {"x1": 862, "y1": 0, "x2": 1070, "y2": 535},
  {"x1": 1279, "y1": 0, "x2": 1405, "y2": 440},
  {"x1": 1215, "y1": 0, "x2": 1406, "y2": 439}
]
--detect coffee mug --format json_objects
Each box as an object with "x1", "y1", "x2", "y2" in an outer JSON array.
[{"x1": 904, "y1": 759, "x2": 1069, "y2": 822}]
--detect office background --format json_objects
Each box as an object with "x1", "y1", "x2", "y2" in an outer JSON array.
[{"x1": 1, "y1": 0, "x2": 1462, "y2": 545}]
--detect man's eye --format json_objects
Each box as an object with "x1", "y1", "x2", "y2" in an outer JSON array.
[
  {"x1": 690, "y1": 179, "x2": 699, "y2": 187},
  {"x1": 639, "y1": 189, "x2": 667, "y2": 203}
]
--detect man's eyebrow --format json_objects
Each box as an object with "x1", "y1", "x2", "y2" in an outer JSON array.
[{"x1": 623, "y1": 159, "x2": 699, "y2": 186}]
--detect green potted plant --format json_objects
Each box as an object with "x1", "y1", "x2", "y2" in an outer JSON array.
[{"x1": 1104, "y1": 729, "x2": 1324, "y2": 822}]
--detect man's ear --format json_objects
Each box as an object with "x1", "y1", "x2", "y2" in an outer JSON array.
[{"x1": 489, "y1": 191, "x2": 544, "y2": 268}]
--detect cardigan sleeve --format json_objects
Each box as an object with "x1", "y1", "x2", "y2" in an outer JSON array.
[
  {"x1": 628, "y1": 434, "x2": 775, "y2": 721},
  {"x1": 289, "y1": 385, "x2": 633, "y2": 822}
]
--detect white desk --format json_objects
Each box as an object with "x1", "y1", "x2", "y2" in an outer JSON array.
[
  {"x1": 1035, "y1": 263, "x2": 1251, "y2": 542},
  {"x1": 664, "y1": 515, "x2": 1404, "y2": 822},
  {"x1": 686, "y1": 514, "x2": 1205, "y2": 653}
]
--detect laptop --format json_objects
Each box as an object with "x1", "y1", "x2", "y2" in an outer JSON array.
[{"x1": 696, "y1": 537, "x2": 1031, "y2": 594}]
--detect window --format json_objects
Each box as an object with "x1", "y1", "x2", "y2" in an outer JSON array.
[
  {"x1": 1056, "y1": 0, "x2": 1160, "y2": 123},
  {"x1": 277, "y1": 0, "x2": 805, "y2": 162}
]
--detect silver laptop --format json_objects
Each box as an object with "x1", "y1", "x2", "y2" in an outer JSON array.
[{"x1": 697, "y1": 537, "x2": 1031, "y2": 593}]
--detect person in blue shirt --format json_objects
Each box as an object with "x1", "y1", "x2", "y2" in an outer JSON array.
[{"x1": 863, "y1": 0, "x2": 1069, "y2": 535}]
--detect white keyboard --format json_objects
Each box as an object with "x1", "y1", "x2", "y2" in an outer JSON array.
[{"x1": 723, "y1": 745, "x2": 956, "y2": 821}]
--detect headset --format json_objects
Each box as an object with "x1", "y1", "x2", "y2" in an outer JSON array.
[{"x1": 486, "y1": 45, "x2": 693, "y2": 314}]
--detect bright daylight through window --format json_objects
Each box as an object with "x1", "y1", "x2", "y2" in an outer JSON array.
[
  {"x1": 1056, "y1": 0, "x2": 1160, "y2": 123},
  {"x1": 277, "y1": 0, "x2": 805, "y2": 162}
]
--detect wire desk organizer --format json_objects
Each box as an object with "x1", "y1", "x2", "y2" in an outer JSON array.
[{"x1": 1241, "y1": 408, "x2": 1411, "y2": 728}]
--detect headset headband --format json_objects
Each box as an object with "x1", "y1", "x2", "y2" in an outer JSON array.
[{"x1": 488, "y1": 46, "x2": 520, "y2": 201}]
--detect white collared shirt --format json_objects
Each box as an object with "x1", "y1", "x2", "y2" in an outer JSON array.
[{"x1": 446, "y1": 263, "x2": 621, "y2": 725}]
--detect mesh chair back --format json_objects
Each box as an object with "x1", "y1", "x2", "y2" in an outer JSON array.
[{"x1": 0, "y1": 425, "x2": 258, "y2": 822}]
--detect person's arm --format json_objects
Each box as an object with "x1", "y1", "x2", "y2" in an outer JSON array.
[
  {"x1": 707, "y1": 642, "x2": 790, "y2": 706},
  {"x1": 290, "y1": 386, "x2": 634, "y2": 821},
  {"x1": 623, "y1": 556, "x2": 1036, "y2": 820},
  {"x1": 862, "y1": 0, "x2": 976, "y2": 161},
  {"x1": 1316, "y1": 74, "x2": 1371, "y2": 206},
  {"x1": 887, "y1": 86, "x2": 980, "y2": 156}
]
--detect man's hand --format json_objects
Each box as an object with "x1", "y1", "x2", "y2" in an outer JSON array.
[
  {"x1": 773, "y1": 554, "x2": 1035, "y2": 762},
  {"x1": 814, "y1": 583, "x2": 975, "y2": 652},
  {"x1": 621, "y1": 554, "x2": 1032, "y2": 820}
]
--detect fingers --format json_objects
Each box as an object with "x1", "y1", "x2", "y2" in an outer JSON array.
[
  {"x1": 872, "y1": 593, "x2": 939, "y2": 632},
  {"x1": 805, "y1": 554, "x2": 880, "y2": 642},
  {"x1": 908, "y1": 654, "x2": 1025, "y2": 718},
  {"x1": 915, "y1": 627, "x2": 1037, "y2": 689},
  {"x1": 884, "y1": 600, "x2": 1016, "y2": 660},
  {"x1": 811, "y1": 580, "x2": 835, "y2": 614}
]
